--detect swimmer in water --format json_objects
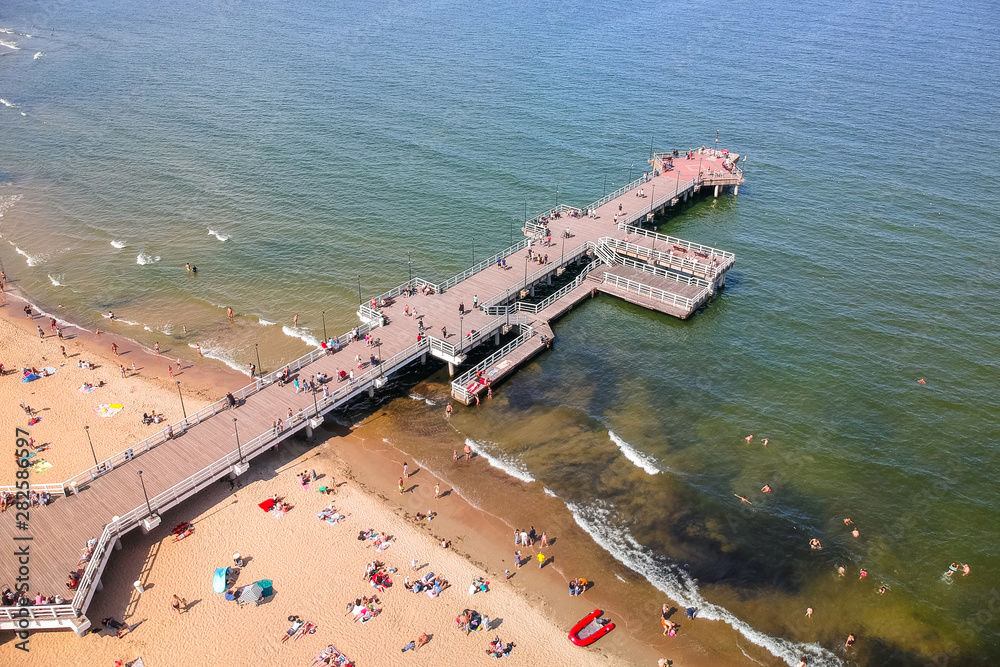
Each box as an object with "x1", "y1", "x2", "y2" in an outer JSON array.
[
  {"x1": 809, "y1": 538, "x2": 822, "y2": 550},
  {"x1": 845, "y1": 633, "x2": 856, "y2": 648},
  {"x1": 744, "y1": 434, "x2": 753, "y2": 443},
  {"x1": 761, "y1": 438, "x2": 768, "y2": 446},
  {"x1": 735, "y1": 494, "x2": 752, "y2": 505},
  {"x1": 963, "y1": 563, "x2": 971, "y2": 576},
  {"x1": 844, "y1": 518, "x2": 853, "y2": 525},
  {"x1": 852, "y1": 528, "x2": 860, "y2": 538},
  {"x1": 838, "y1": 566, "x2": 846, "y2": 577},
  {"x1": 946, "y1": 563, "x2": 959, "y2": 577},
  {"x1": 761, "y1": 484, "x2": 772, "y2": 493},
  {"x1": 878, "y1": 586, "x2": 887, "y2": 595}
]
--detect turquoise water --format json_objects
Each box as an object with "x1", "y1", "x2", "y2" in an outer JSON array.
[{"x1": 2, "y1": 0, "x2": 999, "y2": 663}]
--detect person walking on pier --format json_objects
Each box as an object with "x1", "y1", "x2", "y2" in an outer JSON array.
[
  {"x1": 459, "y1": 302, "x2": 465, "y2": 315},
  {"x1": 473, "y1": 294, "x2": 478, "y2": 308},
  {"x1": 441, "y1": 325, "x2": 447, "y2": 338}
]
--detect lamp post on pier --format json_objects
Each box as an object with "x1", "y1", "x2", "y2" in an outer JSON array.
[
  {"x1": 175, "y1": 381, "x2": 186, "y2": 419},
  {"x1": 232, "y1": 417, "x2": 244, "y2": 464},
  {"x1": 561, "y1": 233, "x2": 566, "y2": 265},
  {"x1": 137, "y1": 470, "x2": 154, "y2": 520},
  {"x1": 472, "y1": 242, "x2": 475, "y2": 266},
  {"x1": 650, "y1": 185, "x2": 657, "y2": 252},
  {"x1": 523, "y1": 200, "x2": 527, "y2": 234},
  {"x1": 255, "y1": 343, "x2": 263, "y2": 377},
  {"x1": 84, "y1": 425, "x2": 97, "y2": 467},
  {"x1": 556, "y1": 185, "x2": 560, "y2": 209},
  {"x1": 357, "y1": 275, "x2": 362, "y2": 305},
  {"x1": 408, "y1": 252, "x2": 413, "y2": 282},
  {"x1": 321, "y1": 311, "x2": 327, "y2": 342},
  {"x1": 310, "y1": 375, "x2": 319, "y2": 417},
  {"x1": 459, "y1": 316, "x2": 464, "y2": 352}
]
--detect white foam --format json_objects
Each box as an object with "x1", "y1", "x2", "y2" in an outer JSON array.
[
  {"x1": 408, "y1": 392, "x2": 437, "y2": 406},
  {"x1": 609, "y1": 431, "x2": 659, "y2": 475},
  {"x1": 20, "y1": 112, "x2": 25, "y2": 116},
  {"x1": 15, "y1": 246, "x2": 39, "y2": 266},
  {"x1": 615, "y1": 573, "x2": 628, "y2": 583},
  {"x1": 0, "y1": 28, "x2": 13, "y2": 34},
  {"x1": 566, "y1": 500, "x2": 841, "y2": 667},
  {"x1": 0, "y1": 40, "x2": 20, "y2": 50},
  {"x1": 136, "y1": 252, "x2": 160, "y2": 265},
  {"x1": 208, "y1": 228, "x2": 230, "y2": 242},
  {"x1": 0, "y1": 193, "x2": 22, "y2": 218},
  {"x1": 33, "y1": 51, "x2": 43, "y2": 60},
  {"x1": 47, "y1": 274, "x2": 64, "y2": 287},
  {"x1": 0, "y1": 98, "x2": 15, "y2": 108},
  {"x1": 464, "y1": 438, "x2": 534, "y2": 484},
  {"x1": 258, "y1": 317, "x2": 275, "y2": 326},
  {"x1": 113, "y1": 318, "x2": 141, "y2": 327},
  {"x1": 188, "y1": 342, "x2": 246, "y2": 375},
  {"x1": 29, "y1": 303, "x2": 85, "y2": 332},
  {"x1": 110, "y1": 240, "x2": 126, "y2": 249},
  {"x1": 543, "y1": 487, "x2": 557, "y2": 498},
  {"x1": 282, "y1": 325, "x2": 321, "y2": 349}
]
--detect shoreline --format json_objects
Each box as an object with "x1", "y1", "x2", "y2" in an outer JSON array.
[
  {"x1": 336, "y1": 391, "x2": 791, "y2": 667},
  {"x1": 0, "y1": 286, "x2": 249, "y2": 482},
  {"x1": 0, "y1": 285, "x2": 776, "y2": 665}
]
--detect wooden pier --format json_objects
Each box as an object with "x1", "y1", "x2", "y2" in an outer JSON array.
[{"x1": 0, "y1": 146, "x2": 743, "y2": 634}]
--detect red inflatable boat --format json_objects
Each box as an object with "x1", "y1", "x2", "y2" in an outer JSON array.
[{"x1": 568, "y1": 608, "x2": 615, "y2": 646}]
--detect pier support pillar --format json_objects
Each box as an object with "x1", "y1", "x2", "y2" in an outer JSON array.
[
  {"x1": 546, "y1": 274, "x2": 552, "y2": 285},
  {"x1": 114, "y1": 538, "x2": 122, "y2": 551},
  {"x1": 493, "y1": 331, "x2": 500, "y2": 345},
  {"x1": 714, "y1": 185, "x2": 720, "y2": 197},
  {"x1": 95, "y1": 579, "x2": 103, "y2": 592},
  {"x1": 305, "y1": 424, "x2": 313, "y2": 439},
  {"x1": 734, "y1": 185, "x2": 739, "y2": 196},
  {"x1": 448, "y1": 362, "x2": 455, "y2": 377},
  {"x1": 530, "y1": 285, "x2": 535, "y2": 297},
  {"x1": 368, "y1": 387, "x2": 375, "y2": 398},
  {"x1": 420, "y1": 353, "x2": 427, "y2": 365}
]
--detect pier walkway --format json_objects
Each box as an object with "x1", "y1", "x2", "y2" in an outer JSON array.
[{"x1": 0, "y1": 146, "x2": 743, "y2": 634}]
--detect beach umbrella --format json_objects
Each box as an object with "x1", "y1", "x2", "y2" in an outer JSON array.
[
  {"x1": 257, "y1": 579, "x2": 274, "y2": 598},
  {"x1": 238, "y1": 582, "x2": 263, "y2": 604},
  {"x1": 213, "y1": 568, "x2": 229, "y2": 594}
]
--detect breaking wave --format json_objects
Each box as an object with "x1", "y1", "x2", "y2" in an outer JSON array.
[
  {"x1": 464, "y1": 438, "x2": 534, "y2": 484},
  {"x1": 609, "y1": 430, "x2": 659, "y2": 475},
  {"x1": 566, "y1": 499, "x2": 841, "y2": 667}
]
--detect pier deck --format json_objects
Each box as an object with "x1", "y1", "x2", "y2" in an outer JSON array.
[{"x1": 0, "y1": 146, "x2": 743, "y2": 632}]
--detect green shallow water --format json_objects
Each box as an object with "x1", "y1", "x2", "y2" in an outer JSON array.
[{"x1": 1, "y1": 0, "x2": 999, "y2": 663}]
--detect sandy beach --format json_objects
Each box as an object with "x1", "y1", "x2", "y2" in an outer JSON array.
[
  {"x1": 0, "y1": 292, "x2": 782, "y2": 666},
  {"x1": 0, "y1": 291, "x2": 245, "y2": 483}
]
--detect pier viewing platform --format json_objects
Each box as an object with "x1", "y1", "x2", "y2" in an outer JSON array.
[{"x1": 0, "y1": 146, "x2": 743, "y2": 634}]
